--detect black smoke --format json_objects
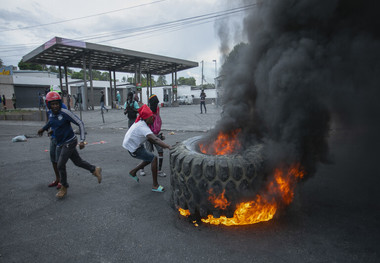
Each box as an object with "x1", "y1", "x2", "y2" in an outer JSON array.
[{"x1": 212, "y1": 0, "x2": 380, "y2": 180}]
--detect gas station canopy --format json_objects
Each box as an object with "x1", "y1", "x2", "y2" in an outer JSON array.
[{"x1": 22, "y1": 37, "x2": 198, "y2": 75}]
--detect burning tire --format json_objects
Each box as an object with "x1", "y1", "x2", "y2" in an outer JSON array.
[{"x1": 170, "y1": 136, "x2": 264, "y2": 218}]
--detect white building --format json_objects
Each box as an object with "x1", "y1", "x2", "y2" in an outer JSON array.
[{"x1": 0, "y1": 68, "x2": 216, "y2": 109}]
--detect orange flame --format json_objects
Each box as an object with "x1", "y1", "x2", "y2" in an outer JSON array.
[
  {"x1": 200, "y1": 163, "x2": 304, "y2": 226},
  {"x1": 208, "y1": 189, "x2": 231, "y2": 210},
  {"x1": 179, "y1": 208, "x2": 190, "y2": 217},
  {"x1": 199, "y1": 129, "x2": 241, "y2": 155}
]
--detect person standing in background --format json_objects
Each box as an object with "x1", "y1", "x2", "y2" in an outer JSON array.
[
  {"x1": 200, "y1": 90, "x2": 206, "y2": 114},
  {"x1": 116, "y1": 91, "x2": 121, "y2": 109},
  {"x1": 12, "y1": 93, "x2": 16, "y2": 109},
  {"x1": 124, "y1": 91, "x2": 139, "y2": 128},
  {"x1": 38, "y1": 92, "x2": 44, "y2": 110},
  {"x1": 2, "y1": 95, "x2": 6, "y2": 110}
]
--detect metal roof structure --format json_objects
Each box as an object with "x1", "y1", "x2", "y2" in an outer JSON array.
[{"x1": 22, "y1": 37, "x2": 198, "y2": 75}]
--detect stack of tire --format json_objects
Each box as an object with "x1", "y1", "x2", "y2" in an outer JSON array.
[{"x1": 170, "y1": 136, "x2": 265, "y2": 219}]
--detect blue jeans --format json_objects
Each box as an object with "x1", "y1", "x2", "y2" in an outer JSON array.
[
  {"x1": 128, "y1": 145, "x2": 155, "y2": 163},
  {"x1": 100, "y1": 102, "x2": 107, "y2": 111},
  {"x1": 57, "y1": 138, "x2": 95, "y2": 188},
  {"x1": 200, "y1": 101, "x2": 206, "y2": 113}
]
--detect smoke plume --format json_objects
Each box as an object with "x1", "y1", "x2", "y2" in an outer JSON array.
[{"x1": 213, "y1": 0, "x2": 380, "y2": 179}]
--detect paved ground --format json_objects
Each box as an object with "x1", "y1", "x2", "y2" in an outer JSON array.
[{"x1": 0, "y1": 104, "x2": 379, "y2": 263}]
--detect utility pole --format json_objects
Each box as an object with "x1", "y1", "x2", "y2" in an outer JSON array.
[
  {"x1": 213, "y1": 59, "x2": 217, "y2": 107},
  {"x1": 201, "y1": 60, "x2": 204, "y2": 90}
]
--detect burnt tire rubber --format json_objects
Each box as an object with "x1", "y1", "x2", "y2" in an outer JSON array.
[{"x1": 170, "y1": 136, "x2": 264, "y2": 218}]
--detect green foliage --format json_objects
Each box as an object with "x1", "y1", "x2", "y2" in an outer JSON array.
[
  {"x1": 156, "y1": 75, "x2": 167, "y2": 86},
  {"x1": 178, "y1": 76, "x2": 196, "y2": 86},
  {"x1": 18, "y1": 60, "x2": 45, "y2": 71},
  {"x1": 0, "y1": 58, "x2": 3, "y2": 67},
  {"x1": 70, "y1": 70, "x2": 110, "y2": 81},
  {"x1": 17, "y1": 59, "x2": 110, "y2": 81},
  {"x1": 201, "y1": 83, "x2": 215, "y2": 89}
]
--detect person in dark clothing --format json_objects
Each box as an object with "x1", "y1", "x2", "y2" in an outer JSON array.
[
  {"x1": 124, "y1": 91, "x2": 139, "y2": 127},
  {"x1": 2, "y1": 95, "x2": 6, "y2": 110},
  {"x1": 38, "y1": 91, "x2": 102, "y2": 199},
  {"x1": 38, "y1": 93, "x2": 44, "y2": 110},
  {"x1": 12, "y1": 94, "x2": 16, "y2": 109},
  {"x1": 200, "y1": 90, "x2": 206, "y2": 114},
  {"x1": 46, "y1": 101, "x2": 68, "y2": 190},
  {"x1": 100, "y1": 91, "x2": 108, "y2": 112}
]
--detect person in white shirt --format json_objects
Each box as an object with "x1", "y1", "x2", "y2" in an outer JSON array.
[{"x1": 122, "y1": 104, "x2": 171, "y2": 192}]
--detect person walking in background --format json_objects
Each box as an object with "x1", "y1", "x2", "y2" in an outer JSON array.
[
  {"x1": 100, "y1": 91, "x2": 108, "y2": 112},
  {"x1": 200, "y1": 90, "x2": 206, "y2": 114},
  {"x1": 124, "y1": 91, "x2": 139, "y2": 128},
  {"x1": 38, "y1": 91, "x2": 102, "y2": 199},
  {"x1": 140, "y1": 94, "x2": 166, "y2": 177},
  {"x1": 116, "y1": 91, "x2": 121, "y2": 109},
  {"x1": 2, "y1": 95, "x2": 6, "y2": 110},
  {"x1": 11, "y1": 94, "x2": 16, "y2": 109},
  {"x1": 122, "y1": 104, "x2": 171, "y2": 193}
]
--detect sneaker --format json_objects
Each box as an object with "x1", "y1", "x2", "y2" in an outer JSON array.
[
  {"x1": 93, "y1": 167, "x2": 102, "y2": 183},
  {"x1": 48, "y1": 181, "x2": 59, "y2": 187},
  {"x1": 56, "y1": 183, "x2": 62, "y2": 190},
  {"x1": 139, "y1": 170, "x2": 146, "y2": 176},
  {"x1": 56, "y1": 186, "x2": 67, "y2": 198},
  {"x1": 158, "y1": 171, "x2": 166, "y2": 177}
]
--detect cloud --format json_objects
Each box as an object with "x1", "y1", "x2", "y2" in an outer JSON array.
[{"x1": 0, "y1": 0, "x2": 233, "y2": 85}]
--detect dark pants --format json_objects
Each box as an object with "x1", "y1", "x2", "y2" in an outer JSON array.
[
  {"x1": 200, "y1": 101, "x2": 206, "y2": 113},
  {"x1": 57, "y1": 138, "x2": 95, "y2": 188}
]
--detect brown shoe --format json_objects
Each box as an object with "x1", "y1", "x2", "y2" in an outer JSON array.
[
  {"x1": 56, "y1": 186, "x2": 67, "y2": 198},
  {"x1": 93, "y1": 167, "x2": 102, "y2": 183}
]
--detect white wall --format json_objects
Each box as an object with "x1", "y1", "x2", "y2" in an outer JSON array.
[{"x1": 139, "y1": 85, "x2": 216, "y2": 104}]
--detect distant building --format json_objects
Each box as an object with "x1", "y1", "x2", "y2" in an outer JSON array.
[{"x1": 0, "y1": 69, "x2": 216, "y2": 109}]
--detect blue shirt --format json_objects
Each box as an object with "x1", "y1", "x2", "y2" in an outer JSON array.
[
  {"x1": 47, "y1": 103, "x2": 67, "y2": 139},
  {"x1": 43, "y1": 108, "x2": 85, "y2": 146}
]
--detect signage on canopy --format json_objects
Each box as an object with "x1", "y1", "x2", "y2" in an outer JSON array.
[{"x1": 0, "y1": 66, "x2": 13, "y2": 75}]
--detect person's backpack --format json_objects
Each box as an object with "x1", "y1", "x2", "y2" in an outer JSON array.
[{"x1": 126, "y1": 102, "x2": 137, "y2": 119}]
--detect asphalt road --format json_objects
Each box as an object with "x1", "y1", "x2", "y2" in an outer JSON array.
[{"x1": 0, "y1": 106, "x2": 379, "y2": 263}]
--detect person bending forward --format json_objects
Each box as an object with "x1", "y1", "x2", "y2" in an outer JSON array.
[{"x1": 122, "y1": 104, "x2": 171, "y2": 192}]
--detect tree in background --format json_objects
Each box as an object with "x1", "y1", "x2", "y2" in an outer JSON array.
[
  {"x1": 18, "y1": 60, "x2": 45, "y2": 71},
  {"x1": 0, "y1": 58, "x2": 3, "y2": 68},
  {"x1": 17, "y1": 59, "x2": 110, "y2": 81},
  {"x1": 156, "y1": 75, "x2": 167, "y2": 86},
  {"x1": 178, "y1": 76, "x2": 196, "y2": 86}
]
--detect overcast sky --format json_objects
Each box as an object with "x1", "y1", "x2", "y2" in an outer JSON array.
[{"x1": 0, "y1": 0, "x2": 247, "y2": 84}]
